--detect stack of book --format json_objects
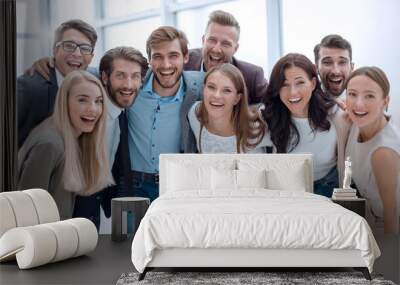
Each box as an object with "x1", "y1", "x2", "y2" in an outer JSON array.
[{"x1": 332, "y1": 188, "x2": 357, "y2": 200}]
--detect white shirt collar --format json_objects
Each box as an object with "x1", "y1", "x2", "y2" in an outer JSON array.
[
  {"x1": 337, "y1": 90, "x2": 346, "y2": 100},
  {"x1": 200, "y1": 60, "x2": 205, "y2": 72},
  {"x1": 55, "y1": 68, "x2": 64, "y2": 87}
]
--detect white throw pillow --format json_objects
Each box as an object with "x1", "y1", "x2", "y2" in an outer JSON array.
[
  {"x1": 211, "y1": 168, "x2": 237, "y2": 190},
  {"x1": 266, "y1": 163, "x2": 307, "y2": 191},
  {"x1": 211, "y1": 169, "x2": 268, "y2": 190},
  {"x1": 237, "y1": 158, "x2": 309, "y2": 192},
  {"x1": 236, "y1": 169, "x2": 267, "y2": 189},
  {"x1": 167, "y1": 162, "x2": 211, "y2": 191}
]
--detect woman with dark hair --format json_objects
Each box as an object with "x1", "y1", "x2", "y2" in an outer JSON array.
[
  {"x1": 345, "y1": 66, "x2": 399, "y2": 233},
  {"x1": 262, "y1": 53, "x2": 347, "y2": 197},
  {"x1": 188, "y1": 63, "x2": 271, "y2": 153}
]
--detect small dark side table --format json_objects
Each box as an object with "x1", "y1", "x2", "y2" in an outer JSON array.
[
  {"x1": 331, "y1": 198, "x2": 366, "y2": 218},
  {"x1": 112, "y1": 197, "x2": 150, "y2": 242}
]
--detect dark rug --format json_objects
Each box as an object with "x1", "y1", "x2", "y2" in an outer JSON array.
[{"x1": 116, "y1": 271, "x2": 396, "y2": 285}]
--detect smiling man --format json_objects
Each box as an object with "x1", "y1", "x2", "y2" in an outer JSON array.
[
  {"x1": 17, "y1": 19, "x2": 97, "y2": 147},
  {"x1": 184, "y1": 10, "x2": 268, "y2": 105},
  {"x1": 314, "y1": 34, "x2": 354, "y2": 99},
  {"x1": 127, "y1": 26, "x2": 204, "y2": 201},
  {"x1": 71, "y1": 47, "x2": 149, "y2": 229},
  {"x1": 99, "y1": 46, "x2": 148, "y2": 193}
]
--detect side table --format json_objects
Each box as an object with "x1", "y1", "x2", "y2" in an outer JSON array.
[
  {"x1": 331, "y1": 198, "x2": 366, "y2": 218},
  {"x1": 111, "y1": 197, "x2": 150, "y2": 242}
]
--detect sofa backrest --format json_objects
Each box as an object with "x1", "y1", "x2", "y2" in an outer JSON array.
[
  {"x1": 159, "y1": 154, "x2": 313, "y2": 196},
  {"x1": 0, "y1": 189, "x2": 60, "y2": 238}
]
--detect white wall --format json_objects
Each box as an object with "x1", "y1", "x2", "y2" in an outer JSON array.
[
  {"x1": 176, "y1": 0, "x2": 269, "y2": 75},
  {"x1": 16, "y1": 0, "x2": 98, "y2": 75},
  {"x1": 281, "y1": 0, "x2": 400, "y2": 118},
  {"x1": 16, "y1": 0, "x2": 50, "y2": 75}
]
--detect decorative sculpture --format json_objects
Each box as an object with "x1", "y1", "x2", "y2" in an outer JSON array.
[{"x1": 343, "y1": 156, "x2": 352, "y2": 190}]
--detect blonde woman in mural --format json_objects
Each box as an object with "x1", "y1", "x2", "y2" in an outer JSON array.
[{"x1": 18, "y1": 70, "x2": 113, "y2": 222}]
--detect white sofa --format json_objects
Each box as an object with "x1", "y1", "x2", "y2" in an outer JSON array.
[
  {"x1": 0, "y1": 189, "x2": 98, "y2": 269},
  {"x1": 131, "y1": 154, "x2": 380, "y2": 280}
]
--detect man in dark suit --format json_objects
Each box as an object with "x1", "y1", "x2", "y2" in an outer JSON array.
[
  {"x1": 17, "y1": 19, "x2": 106, "y2": 229},
  {"x1": 92, "y1": 46, "x2": 148, "y2": 222},
  {"x1": 17, "y1": 19, "x2": 97, "y2": 148},
  {"x1": 184, "y1": 10, "x2": 268, "y2": 105}
]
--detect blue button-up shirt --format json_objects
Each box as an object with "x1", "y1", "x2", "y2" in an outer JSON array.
[{"x1": 128, "y1": 73, "x2": 185, "y2": 173}]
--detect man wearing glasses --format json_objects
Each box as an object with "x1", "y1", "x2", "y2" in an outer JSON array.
[{"x1": 17, "y1": 19, "x2": 97, "y2": 147}]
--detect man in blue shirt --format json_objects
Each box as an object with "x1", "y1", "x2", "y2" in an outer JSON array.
[{"x1": 128, "y1": 26, "x2": 204, "y2": 201}]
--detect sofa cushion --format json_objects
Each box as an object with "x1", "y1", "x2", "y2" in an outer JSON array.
[
  {"x1": 0, "y1": 189, "x2": 60, "y2": 238},
  {"x1": 0, "y1": 218, "x2": 97, "y2": 269}
]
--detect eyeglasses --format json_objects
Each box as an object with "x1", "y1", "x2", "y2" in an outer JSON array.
[{"x1": 55, "y1": 41, "x2": 94, "y2": 55}]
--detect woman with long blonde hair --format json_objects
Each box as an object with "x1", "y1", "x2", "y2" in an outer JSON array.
[
  {"x1": 188, "y1": 63, "x2": 270, "y2": 153},
  {"x1": 18, "y1": 70, "x2": 113, "y2": 221}
]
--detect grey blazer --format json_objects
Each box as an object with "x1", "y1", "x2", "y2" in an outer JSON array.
[
  {"x1": 17, "y1": 67, "x2": 99, "y2": 148},
  {"x1": 184, "y1": 48, "x2": 268, "y2": 105},
  {"x1": 17, "y1": 68, "x2": 59, "y2": 148},
  {"x1": 17, "y1": 118, "x2": 75, "y2": 220},
  {"x1": 180, "y1": 71, "x2": 204, "y2": 153}
]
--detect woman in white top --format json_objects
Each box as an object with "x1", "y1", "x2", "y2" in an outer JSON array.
[
  {"x1": 345, "y1": 66, "x2": 400, "y2": 234},
  {"x1": 188, "y1": 63, "x2": 271, "y2": 153},
  {"x1": 261, "y1": 53, "x2": 344, "y2": 197}
]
